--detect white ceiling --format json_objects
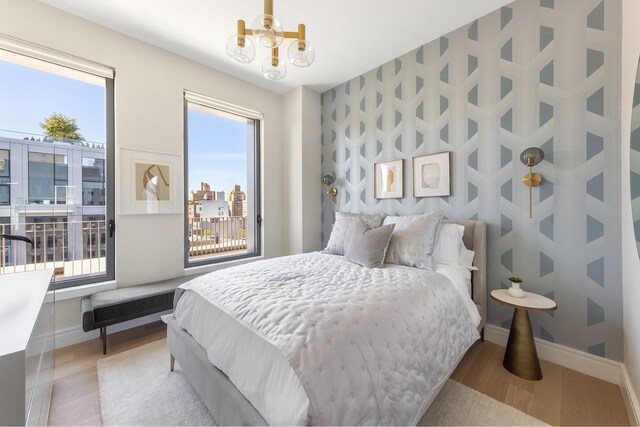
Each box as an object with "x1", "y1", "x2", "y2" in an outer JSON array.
[{"x1": 39, "y1": 0, "x2": 513, "y2": 94}]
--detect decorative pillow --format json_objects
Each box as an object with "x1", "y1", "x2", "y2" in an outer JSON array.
[
  {"x1": 345, "y1": 221, "x2": 395, "y2": 268},
  {"x1": 434, "y1": 223, "x2": 465, "y2": 265},
  {"x1": 459, "y1": 246, "x2": 478, "y2": 271},
  {"x1": 382, "y1": 210, "x2": 445, "y2": 270},
  {"x1": 323, "y1": 211, "x2": 387, "y2": 255}
]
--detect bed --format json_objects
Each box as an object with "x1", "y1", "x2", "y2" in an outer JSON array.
[{"x1": 167, "y1": 219, "x2": 486, "y2": 426}]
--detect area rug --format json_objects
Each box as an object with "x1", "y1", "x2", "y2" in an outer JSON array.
[{"x1": 97, "y1": 339, "x2": 547, "y2": 426}]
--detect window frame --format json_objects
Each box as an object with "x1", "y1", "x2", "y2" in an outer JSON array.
[
  {"x1": 51, "y1": 77, "x2": 115, "y2": 289},
  {"x1": 0, "y1": 38, "x2": 115, "y2": 289},
  {"x1": 182, "y1": 93, "x2": 262, "y2": 268}
]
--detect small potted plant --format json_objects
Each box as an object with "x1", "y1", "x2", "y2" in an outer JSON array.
[{"x1": 508, "y1": 276, "x2": 524, "y2": 298}]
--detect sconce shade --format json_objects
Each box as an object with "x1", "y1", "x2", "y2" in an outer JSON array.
[
  {"x1": 520, "y1": 147, "x2": 545, "y2": 167},
  {"x1": 322, "y1": 175, "x2": 334, "y2": 185}
]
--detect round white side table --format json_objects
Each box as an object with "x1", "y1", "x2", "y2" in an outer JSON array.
[{"x1": 490, "y1": 289, "x2": 557, "y2": 381}]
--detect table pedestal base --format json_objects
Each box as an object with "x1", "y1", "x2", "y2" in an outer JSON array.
[{"x1": 503, "y1": 307, "x2": 543, "y2": 381}]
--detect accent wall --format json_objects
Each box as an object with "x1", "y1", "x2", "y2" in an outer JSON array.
[{"x1": 321, "y1": 0, "x2": 623, "y2": 360}]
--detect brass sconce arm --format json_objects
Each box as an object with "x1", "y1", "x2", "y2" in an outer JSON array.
[{"x1": 519, "y1": 147, "x2": 545, "y2": 219}]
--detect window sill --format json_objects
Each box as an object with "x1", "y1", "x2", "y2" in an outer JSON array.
[
  {"x1": 55, "y1": 280, "x2": 117, "y2": 301},
  {"x1": 185, "y1": 255, "x2": 264, "y2": 276}
]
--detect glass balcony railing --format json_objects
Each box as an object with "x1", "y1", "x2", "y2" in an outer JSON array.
[
  {"x1": 188, "y1": 216, "x2": 247, "y2": 260},
  {"x1": 0, "y1": 220, "x2": 106, "y2": 278}
]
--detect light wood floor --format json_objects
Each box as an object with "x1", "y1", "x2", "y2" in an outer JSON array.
[{"x1": 48, "y1": 322, "x2": 631, "y2": 426}]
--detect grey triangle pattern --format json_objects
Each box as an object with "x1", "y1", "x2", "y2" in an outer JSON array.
[
  {"x1": 588, "y1": 343, "x2": 605, "y2": 358},
  {"x1": 501, "y1": 214, "x2": 512, "y2": 237},
  {"x1": 540, "y1": 327, "x2": 555, "y2": 343},
  {"x1": 587, "y1": 1, "x2": 605, "y2": 31},
  {"x1": 540, "y1": 252, "x2": 554, "y2": 277},
  {"x1": 541, "y1": 138, "x2": 554, "y2": 164},
  {"x1": 540, "y1": 26, "x2": 554, "y2": 52},
  {"x1": 586, "y1": 215, "x2": 604, "y2": 243},
  {"x1": 540, "y1": 61, "x2": 554, "y2": 86},
  {"x1": 440, "y1": 37, "x2": 449, "y2": 56},
  {"x1": 587, "y1": 49, "x2": 604, "y2": 77},
  {"x1": 501, "y1": 77, "x2": 512, "y2": 100},
  {"x1": 440, "y1": 64, "x2": 449, "y2": 83},
  {"x1": 540, "y1": 214, "x2": 554, "y2": 240},
  {"x1": 501, "y1": 38, "x2": 513, "y2": 61},
  {"x1": 501, "y1": 7, "x2": 513, "y2": 30},
  {"x1": 468, "y1": 20, "x2": 478, "y2": 41},
  {"x1": 587, "y1": 87, "x2": 605, "y2": 116},
  {"x1": 501, "y1": 145, "x2": 512, "y2": 168},
  {"x1": 468, "y1": 55, "x2": 478, "y2": 76}
]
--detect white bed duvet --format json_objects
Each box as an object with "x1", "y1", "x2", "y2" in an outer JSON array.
[{"x1": 174, "y1": 253, "x2": 480, "y2": 426}]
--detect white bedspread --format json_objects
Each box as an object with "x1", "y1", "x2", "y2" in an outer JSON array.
[{"x1": 174, "y1": 253, "x2": 480, "y2": 426}]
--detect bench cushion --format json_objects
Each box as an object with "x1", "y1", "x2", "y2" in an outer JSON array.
[{"x1": 82, "y1": 277, "x2": 190, "y2": 332}]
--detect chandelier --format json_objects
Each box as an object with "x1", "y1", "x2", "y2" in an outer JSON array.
[{"x1": 226, "y1": 0, "x2": 315, "y2": 81}]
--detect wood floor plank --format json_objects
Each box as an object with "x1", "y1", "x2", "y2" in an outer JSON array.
[
  {"x1": 48, "y1": 322, "x2": 631, "y2": 426},
  {"x1": 530, "y1": 360, "x2": 563, "y2": 425}
]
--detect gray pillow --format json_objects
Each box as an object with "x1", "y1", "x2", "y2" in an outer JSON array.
[
  {"x1": 323, "y1": 211, "x2": 387, "y2": 255},
  {"x1": 345, "y1": 221, "x2": 395, "y2": 268},
  {"x1": 383, "y1": 210, "x2": 445, "y2": 270}
]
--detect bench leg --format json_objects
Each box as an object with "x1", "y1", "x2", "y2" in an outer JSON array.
[
  {"x1": 480, "y1": 326, "x2": 485, "y2": 342},
  {"x1": 170, "y1": 354, "x2": 175, "y2": 372},
  {"x1": 100, "y1": 326, "x2": 107, "y2": 355}
]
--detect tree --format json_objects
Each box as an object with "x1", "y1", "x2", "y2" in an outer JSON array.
[{"x1": 39, "y1": 113, "x2": 84, "y2": 141}]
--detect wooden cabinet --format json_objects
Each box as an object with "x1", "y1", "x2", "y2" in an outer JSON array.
[{"x1": 0, "y1": 269, "x2": 55, "y2": 426}]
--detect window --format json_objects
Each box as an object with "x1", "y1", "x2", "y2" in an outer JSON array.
[
  {"x1": 82, "y1": 157, "x2": 105, "y2": 205},
  {"x1": 0, "y1": 149, "x2": 9, "y2": 205},
  {"x1": 184, "y1": 92, "x2": 261, "y2": 266},
  {"x1": 28, "y1": 152, "x2": 68, "y2": 204},
  {"x1": 0, "y1": 42, "x2": 114, "y2": 287}
]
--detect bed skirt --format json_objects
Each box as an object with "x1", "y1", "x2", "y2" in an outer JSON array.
[{"x1": 166, "y1": 317, "x2": 269, "y2": 426}]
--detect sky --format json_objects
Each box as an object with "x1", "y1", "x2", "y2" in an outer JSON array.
[
  {"x1": 0, "y1": 58, "x2": 248, "y2": 196},
  {"x1": 0, "y1": 59, "x2": 106, "y2": 143},
  {"x1": 187, "y1": 109, "x2": 248, "y2": 195}
]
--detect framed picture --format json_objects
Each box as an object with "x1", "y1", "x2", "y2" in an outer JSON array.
[
  {"x1": 119, "y1": 148, "x2": 181, "y2": 215},
  {"x1": 412, "y1": 151, "x2": 451, "y2": 198},
  {"x1": 374, "y1": 159, "x2": 404, "y2": 199}
]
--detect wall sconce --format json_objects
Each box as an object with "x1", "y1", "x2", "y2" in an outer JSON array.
[
  {"x1": 323, "y1": 174, "x2": 337, "y2": 197},
  {"x1": 520, "y1": 147, "x2": 545, "y2": 219}
]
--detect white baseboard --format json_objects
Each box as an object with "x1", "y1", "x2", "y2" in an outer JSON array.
[
  {"x1": 621, "y1": 365, "x2": 640, "y2": 426},
  {"x1": 55, "y1": 310, "x2": 172, "y2": 349},
  {"x1": 484, "y1": 324, "x2": 622, "y2": 384}
]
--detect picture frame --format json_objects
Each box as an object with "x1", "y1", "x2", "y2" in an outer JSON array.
[
  {"x1": 374, "y1": 159, "x2": 404, "y2": 199},
  {"x1": 119, "y1": 147, "x2": 181, "y2": 215},
  {"x1": 412, "y1": 151, "x2": 451, "y2": 198}
]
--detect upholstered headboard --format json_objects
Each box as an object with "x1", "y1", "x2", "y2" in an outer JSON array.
[{"x1": 442, "y1": 220, "x2": 487, "y2": 334}]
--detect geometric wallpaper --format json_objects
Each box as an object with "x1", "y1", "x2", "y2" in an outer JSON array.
[
  {"x1": 321, "y1": 0, "x2": 623, "y2": 361},
  {"x1": 631, "y1": 58, "x2": 640, "y2": 257}
]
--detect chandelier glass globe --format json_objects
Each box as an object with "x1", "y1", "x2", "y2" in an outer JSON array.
[
  {"x1": 226, "y1": 35, "x2": 256, "y2": 64},
  {"x1": 262, "y1": 56, "x2": 287, "y2": 80},
  {"x1": 252, "y1": 14, "x2": 284, "y2": 48},
  {"x1": 287, "y1": 40, "x2": 315, "y2": 67}
]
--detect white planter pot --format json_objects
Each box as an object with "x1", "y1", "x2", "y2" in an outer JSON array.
[{"x1": 508, "y1": 281, "x2": 524, "y2": 298}]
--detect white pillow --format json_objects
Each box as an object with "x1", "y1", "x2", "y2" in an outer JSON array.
[
  {"x1": 383, "y1": 210, "x2": 444, "y2": 270},
  {"x1": 460, "y1": 246, "x2": 477, "y2": 271},
  {"x1": 433, "y1": 223, "x2": 465, "y2": 265},
  {"x1": 323, "y1": 212, "x2": 387, "y2": 255},
  {"x1": 433, "y1": 223, "x2": 478, "y2": 271}
]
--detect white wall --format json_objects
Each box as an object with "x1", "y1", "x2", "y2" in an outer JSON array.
[
  {"x1": 622, "y1": 0, "x2": 640, "y2": 413},
  {"x1": 282, "y1": 87, "x2": 321, "y2": 254},
  {"x1": 1, "y1": 0, "x2": 286, "y2": 331}
]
